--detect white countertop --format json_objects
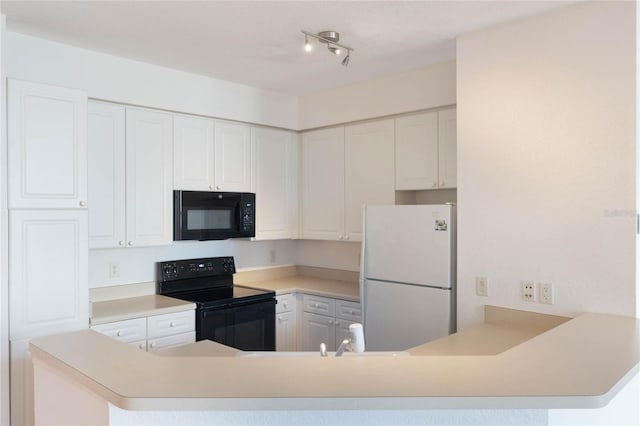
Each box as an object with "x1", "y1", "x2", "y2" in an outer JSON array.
[
  {"x1": 90, "y1": 295, "x2": 196, "y2": 325},
  {"x1": 243, "y1": 275, "x2": 360, "y2": 301},
  {"x1": 30, "y1": 311, "x2": 640, "y2": 411}
]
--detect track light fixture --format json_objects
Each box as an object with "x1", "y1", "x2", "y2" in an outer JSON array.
[{"x1": 301, "y1": 29, "x2": 353, "y2": 66}]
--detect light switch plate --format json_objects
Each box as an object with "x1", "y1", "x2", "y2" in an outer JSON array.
[{"x1": 475, "y1": 277, "x2": 488, "y2": 297}]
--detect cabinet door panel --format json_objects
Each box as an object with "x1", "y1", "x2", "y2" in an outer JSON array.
[
  {"x1": 344, "y1": 119, "x2": 395, "y2": 241},
  {"x1": 125, "y1": 108, "x2": 173, "y2": 247},
  {"x1": 395, "y1": 112, "x2": 438, "y2": 190},
  {"x1": 276, "y1": 311, "x2": 297, "y2": 352},
  {"x1": 88, "y1": 101, "x2": 126, "y2": 248},
  {"x1": 9, "y1": 210, "x2": 89, "y2": 340},
  {"x1": 438, "y1": 108, "x2": 457, "y2": 189},
  {"x1": 300, "y1": 128, "x2": 345, "y2": 240},
  {"x1": 301, "y1": 312, "x2": 335, "y2": 352},
  {"x1": 173, "y1": 115, "x2": 215, "y2": 191},
  {"x1": 214, "y1": 121, "x2": 252, "y2": 192},
  {"x1": 8, "y1": 79, "x2": 87, "y2": 209},
  {"x1": 252, "y1": 127, "x2": 296, "y2": 240}
]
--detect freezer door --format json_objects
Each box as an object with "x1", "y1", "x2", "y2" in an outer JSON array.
[
  {"x1": 363, "y1": 279, "x2": 451, "y2": 351},
  {"x1": 363, "y1": 204, "x2": 452, "y2": 288}
]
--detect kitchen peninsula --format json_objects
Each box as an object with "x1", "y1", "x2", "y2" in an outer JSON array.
[{"x1": 30, "y1": 307, "x2": 640, "y2": 425}]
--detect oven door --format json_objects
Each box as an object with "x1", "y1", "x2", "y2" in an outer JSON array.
[{"x1": 197, "y1": 298, "x2": 276, "y2": 351}]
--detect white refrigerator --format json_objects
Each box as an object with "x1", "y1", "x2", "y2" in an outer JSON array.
[{"x1": 360, "y1": 204, "x2": 456, "y2": 351}]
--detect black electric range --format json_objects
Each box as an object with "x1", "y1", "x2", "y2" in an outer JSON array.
[{"x1": 156, "y1": 256, "x2": 276, "y2": 351}]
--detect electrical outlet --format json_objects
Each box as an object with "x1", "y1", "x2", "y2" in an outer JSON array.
[
  {"x1": 475, "y1": 276, "x2": 489, "y2": 297},
  {"x1": 521, "y1": 281, "x2": 535, "y2": 302},
  {"x1": 269, "y1": 249, "x2": 276, "y2": 264},
  {"x1": 109, "y1": 262, "x2": 120, "y2": 278},
  {"x1": 539, "y1": 282, "x2": 554, "y2": 304}
]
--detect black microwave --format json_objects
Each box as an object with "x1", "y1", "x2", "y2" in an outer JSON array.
[{"x1": 174, "y1": 191, "x2": 255, "y2": 241}]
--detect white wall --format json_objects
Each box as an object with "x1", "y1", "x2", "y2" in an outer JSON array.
[
  {"x1": 0, "y1": 13, "x2": 9, "y2": 426},
  {"x1": 89, "y1": 240, "x2": 297, "y2": 288},
  {"x1": 457, "y1": 1, "x2": 636, "y2": 328},
  {"x1": 298, "y1": 61, "x2": 456, "y2": 129},
  {"x1": 4, "y1": 32, "x2": 298, "y2": 129}
]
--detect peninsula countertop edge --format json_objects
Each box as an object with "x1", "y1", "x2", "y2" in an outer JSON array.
[{"x1": 29, "y1": 312, "x2": 640, "y2": 411}]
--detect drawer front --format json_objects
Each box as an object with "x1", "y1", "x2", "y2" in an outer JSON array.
[
  {"x1": 276, "y1": 293, "x2": 295, "y2": 314},
  {"x1": 128, "y1": 340, "x2": 147, "y2": 351},
  {"x1": 147, "y1": 310, "x2": 195, "y2": 339},
  {"x1": 91, "y1": 318, "x2": 146, "y2": 343},
  {"x1": 335, "y1": 300, "x2": 362, "y2": 323},
  {"x1": 303, "y1": 294, "x2": 335, "y2": 316},
  {"x1": 148, "y1": 331, "x2": 195, "y2": 352}
]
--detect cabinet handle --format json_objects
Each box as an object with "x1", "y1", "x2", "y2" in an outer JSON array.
[
  {"x1": 127, "y1": 241, "x2": 133, "y2": 246},
  {"x1": 338, "y1": 235, "x2": 344, "y2": 241},
  {"x1": 209, "y1": 185, "x2": 214, "y2": 190},
  {"x1": 79, "y1": 201, "x2": 86, "y2": 207},
  {"x1": 432, "y1": 182, "x2": 438, "y2": 188},
  {"x1": 344, "y1": 236, "x2": 350, "y2": 241},
  {"x1": 118, "y1": 241, "x2": 124, "y2": 246},
  {"x1": 278, "y1": 316, "x2": 283, "y2": 321},
  {"x1": 116, "y1": 330, "x2": 122, "y2": 337},
  {"x1": 139, "y1": 343, "x2": 145, "y2": 350},
  {"x1": 169, "y1": 322, "x2": 175, "y2": 327},
  {"x1": 329, "y1": 320, "x2": 333, "y2": 325},
  {"x1": 283, "y1": 303, "x2": 288, "y2": 309},
  {"x1": 350, "y1": 310, "x2": 355, "y2": 315},
  {"x1": 150, "y1": 342, "x2": 156, "y2": 348},
  {"x1": 216, "y1": 185, "x2": 221, "y2": 190},
  {"x1": 335, "y1": 321, "x2": 341, "y2": 326},
  {"x1": 440, "y1": 181, "x2": 446, "y2": 187}
]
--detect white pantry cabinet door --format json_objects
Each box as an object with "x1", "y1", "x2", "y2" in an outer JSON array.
[
  {"x1": 251, "y1": 127, "x2": 298, "y2": 240},
  {"x1": 87, "y1": 101, "x2": 126, "y2": 248},
  {"x1": 8, "y1": 79, "x2": 87, "y2": 209},
  {"x1": 438, "y1": 108, "x2": 457, "y2": 189},
  {"x1": 214, "y1": 121, "x2": 252, "y2": 192},
  {"x1": 9, "y1": 210, "x2": 89, "y2": 341},
  {"x1": 344, "y1": 119, "x2": 395, "y2": 241},
  {"x1": 125, "y1": 108, "x2": 173, "y2": 247},
  {"x1": 300, "y1": 127, "x2": 345, "y2": 240},
  {"x1": 395, "y1": 111, "x2": 439, "y2": 190},
  {"x1": 173, "y1": 115, "x2": 215, "y2": 191}
]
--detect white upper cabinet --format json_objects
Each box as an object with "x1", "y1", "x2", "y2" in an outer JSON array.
[
  {"x1": 437, "y1": 108, "x2": 457, "y2": 189},
  {"x1": 9, "y1": 209, "x2": 88, "y2": 340},
  {"x1": 395, "y1": 108, "x2": 457, "y2": 190},
  {"x1": 251, "y1": 127, "x2": 298, "y2": 240},
  {"x1": 300, "y1": 127, "x2": 345, "y2": 241},
  {"x1": 344, "y1": 119, "x2": 395, "y2": 241},
  {"x1": 214, "y1": 121, "x2": 252, "y2": 192},
  {"x1": 173, "y1": 115, "x2": 215, "y2": 191},
  {"x1": 88, "y1": 101, "x2": 126, "y2": 249},
  {"x1": 8, "y1": 79, "x2": 88, "y2": 209},
  {"x1": 125, "y1": 107, "x2": 173, "y2": 247},
  {"x1": 395, "y1": 111, "x2": 439, "y2": 190},
  {"x1": 300, "y1": 121, "x2": 395, "y2": 242}
]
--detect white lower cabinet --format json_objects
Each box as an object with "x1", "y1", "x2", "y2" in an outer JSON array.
[
  {"x1": 275, "y1": 293, "x2": 297, "y2": 351},
  {"x1": 300, "y1": 295, "x2": 361, "y2": 351},
  {"x1": 91, "y1": 310, "x2": 195, "y2": 352}
]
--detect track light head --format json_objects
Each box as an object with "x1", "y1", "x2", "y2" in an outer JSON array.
[
  {"x1": 304, "y1": 35, "x2": 313, "y2": 52},
  {"x1": 301, "y1": 29, "x2": 354, "y2": 66}
]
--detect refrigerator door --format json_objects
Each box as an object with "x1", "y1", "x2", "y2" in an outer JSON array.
[
  {"x1": 363, "y1": 204, "x2": 452, "y2": 288},
  {"x1": 363, "y1": 279, "x2": 451, "y2": 351}
]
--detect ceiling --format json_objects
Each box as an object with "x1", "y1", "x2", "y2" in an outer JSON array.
[{"x1": 1, "y1": 1, "x2": 579, "y2": 96}]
